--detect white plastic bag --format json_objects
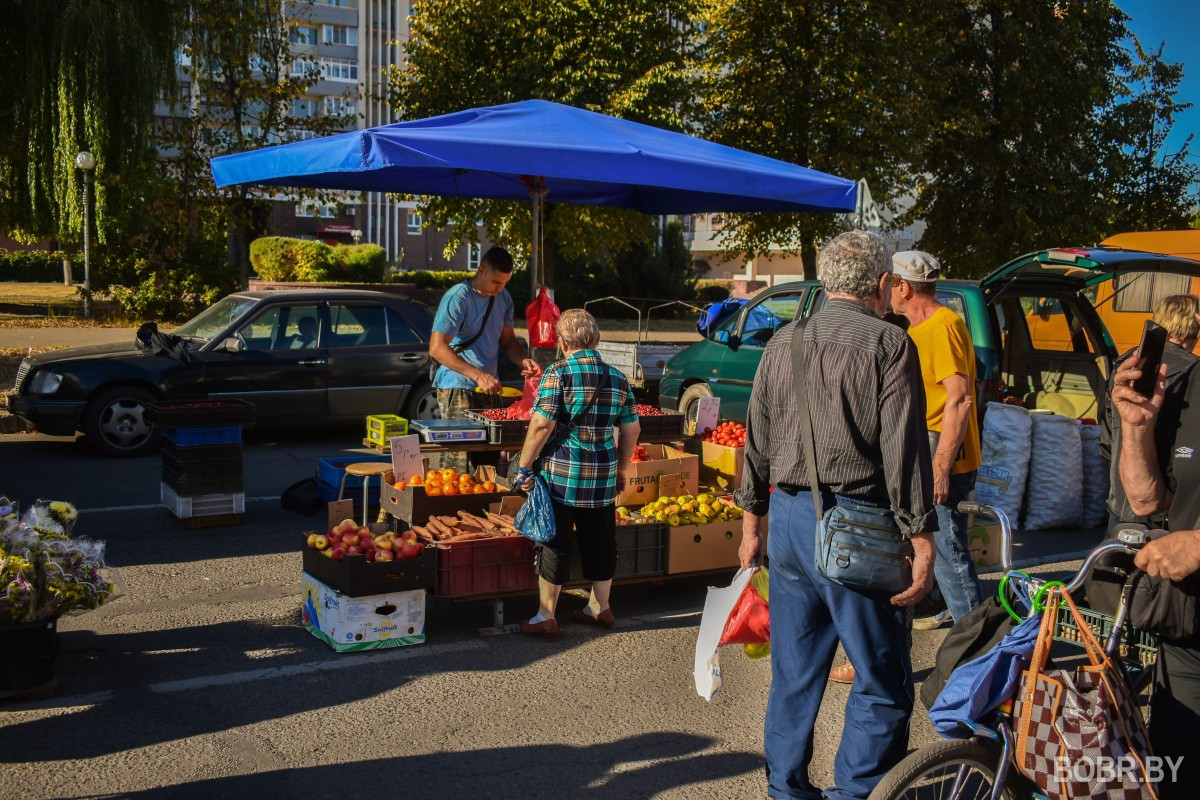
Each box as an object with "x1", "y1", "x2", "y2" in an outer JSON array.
[
  {"x1": 975, "y1": 403, "x2": 1033, "y2": 524},
  {"x1": 1079, "y1": 423, "x2": 1110, "y2": 529},
  {"x1": 1023, "y1": 413, "x2": 1084, "y2": 530},
  {"x1": 694, "y1": 567, "x2": 755, "y2": 701}
]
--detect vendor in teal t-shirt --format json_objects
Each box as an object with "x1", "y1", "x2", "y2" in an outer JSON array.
[{"x1": 429, "y1": 247, "x2": 540, "y2": 468}]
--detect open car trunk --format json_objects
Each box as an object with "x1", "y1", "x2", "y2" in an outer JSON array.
[{"x1": 981, "y1": 247, "x2": 1200, "y2": 419}]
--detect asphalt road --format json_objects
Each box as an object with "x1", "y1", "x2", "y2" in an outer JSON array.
[{"x1": 0, "y1": 426, "x2": 1103, "y2": 799}]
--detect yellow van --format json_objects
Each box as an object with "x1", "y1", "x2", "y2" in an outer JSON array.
[{"x1": 1095, "y1": 230, "x2": 1200, "y2": 354}]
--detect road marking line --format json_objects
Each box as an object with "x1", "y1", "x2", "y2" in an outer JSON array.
[
  {"x1": 79, "y1": 496, "x2": 279, "y2": 514},
  {"x1": 148, "y1": 639, "x2": 486, "y2": 693}
]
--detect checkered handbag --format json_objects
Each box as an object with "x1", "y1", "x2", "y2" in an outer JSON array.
[{"x1": 1012, "y1": 588, "x2": 1157, "y2": 799}]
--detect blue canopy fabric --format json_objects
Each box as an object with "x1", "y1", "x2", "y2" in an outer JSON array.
[{"x1": 211, "y1": 99, "x2": 856, "y2": 215}]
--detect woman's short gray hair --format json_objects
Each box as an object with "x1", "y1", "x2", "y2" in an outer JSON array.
[
  {"x1": 557, "y1": 308, "x2": 601, "y2": 350},
  {"x1": 817, "y1": 231, "x2": 891, "y2": 299}
]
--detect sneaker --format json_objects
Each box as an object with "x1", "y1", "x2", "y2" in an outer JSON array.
[{"x1": 912, "y1": 609, "x2": 953, "y2": 631}]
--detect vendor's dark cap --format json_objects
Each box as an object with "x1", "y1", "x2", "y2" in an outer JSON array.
[{"x1": 891, "y1": 250, "x2": 941, "y2": 283}]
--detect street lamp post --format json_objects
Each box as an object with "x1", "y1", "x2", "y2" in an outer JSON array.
[
  {"x1": 351, "y1": 228, "x2": 363, "y2": 245},
  {"x1": 75, "y1": 151, "x2": 96, "y2": 318}
]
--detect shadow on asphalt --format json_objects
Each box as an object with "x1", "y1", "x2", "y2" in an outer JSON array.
[{"x1": 63, "y1": 733, "x2": 761, "y2": 799}]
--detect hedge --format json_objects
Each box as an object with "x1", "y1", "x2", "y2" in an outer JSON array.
[
  {"x1": 695, "y1": 279, "x2": 732, "y2": 303},
  {"x1": 1, "y1": 250, "x2": 79, "y2": 283},
  {"x1": 395, "y1": 270, "x2": 475, "y2": 290},
  {"x1": 249, "y1": 237, "x2": 386, "y2": 283}
]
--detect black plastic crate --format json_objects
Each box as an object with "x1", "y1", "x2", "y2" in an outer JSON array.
[
  {"x1": 639, "y1": 410, "x2": 685, "y2": 438},
  {"x1": 302, "y1": 534, "x2": 436, "y2": 596},
  {"x1": 162, "y1": 451, "x2": 243, "y2": 481},
  {"x1": 160, "y1": 441, "x2": 243, "y2": 464},
  {"x1": 464, "y1": 411, "x2": 528, "y2": 445},
  {"x1": 568, "y1": 522, "x2": 666, "y2": 582},
  {"x1": 162, "y1": 466, "x2": 244, "y2": 497},
  {"x1": 147, "y1": 400, "x2": 255, "y2": 428}
]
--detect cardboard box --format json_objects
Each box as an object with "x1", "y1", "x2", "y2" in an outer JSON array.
[
  {"x1": 698, "y1": 440, "x2": 745, "y2": 494},
  {"x1": 301, "y1": 530, "x2": 436, "y2": 597},
  {"x1": 380, "y1": 466, "x2": 516, "y2": 525},
  {"x1": 301, "y1": 572, "x2": 425, "y2": 653},
  {"x1": 666, "y1": 519, "x2": 742, "y2": 574},
  {"x1": 617, "y1": 444, "x2": 699, "y2": 506},
  {"x1": 967, "y1": 517, "x2": 1003, "y2": 570}
]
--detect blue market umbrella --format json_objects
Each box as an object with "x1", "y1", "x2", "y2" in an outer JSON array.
[{"x1": 212, "y1": 99, "x2": 856, "y2": 286}]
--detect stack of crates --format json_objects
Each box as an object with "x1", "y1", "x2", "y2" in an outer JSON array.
[
  {"x1": 365, "y1": 414, "x2": 408, "y2": 451},
  {"x1": 149, "y1": 401, "x2": 254, "y2": 528}
]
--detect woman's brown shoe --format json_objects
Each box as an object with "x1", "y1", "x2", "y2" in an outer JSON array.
[
  {"x1": 519, "y1": 618, "x2": 559, "y2": 640},
  {"x1": 572, "y1": 608, "x2": 615, "y2": 629},
  {"x1": 828, "y1": 662, "x2": 856, "y2": 684}
]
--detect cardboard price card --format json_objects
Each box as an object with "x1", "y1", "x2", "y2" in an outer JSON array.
[
  {"x1": 696, "y1": 396, "x2": 721, "y2": 435},
  {"x1": 390, "y1": 434, "x2": 423, "y2": 482}
]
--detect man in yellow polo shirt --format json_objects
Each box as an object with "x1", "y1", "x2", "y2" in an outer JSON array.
[{"x1": 892, "y1": 251, "x2": 983, "y2": 629}]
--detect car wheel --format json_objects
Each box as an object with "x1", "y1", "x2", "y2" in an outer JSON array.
[
  {"x1": 679, "y1": 382, "x2": 714, "y2": 434},
  {"x1": 84, "y1": 386, "x2": 161, "y2": 457},
  {"x1": 402, "y1": 383, "x2": 441, "y2": 421}
]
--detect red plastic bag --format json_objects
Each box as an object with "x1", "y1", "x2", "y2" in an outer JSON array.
[
  {"x1": 525, "y1": 287, "x2": 560, "y2": 348},
  {"x1": 504, "y1": 375, "x2": 541, "y2": 420},
  {"x1": 719, "y1": 567, "x2": 770, "y2": 646}
]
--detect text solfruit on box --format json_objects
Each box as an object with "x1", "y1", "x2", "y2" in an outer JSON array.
[{"x1": 302, "y1": 572, "x2": 425, "y2": 653}]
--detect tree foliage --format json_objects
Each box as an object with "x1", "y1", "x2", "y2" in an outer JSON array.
[{"x1": 389, "y1": 0, "x2": 698, "y2": 283}]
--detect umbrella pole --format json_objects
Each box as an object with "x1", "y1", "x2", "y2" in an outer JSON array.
[{"x1": 530, "y1": 188, "x2": 542, "y2": 296}]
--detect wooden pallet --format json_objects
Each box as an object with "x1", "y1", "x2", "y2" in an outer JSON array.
[
  {"x1": 362, "y1": 438, "x2": 389, "y2": 455},
  {"x1": 175, "y1": 513, "x2": 241, "y2": 529}
]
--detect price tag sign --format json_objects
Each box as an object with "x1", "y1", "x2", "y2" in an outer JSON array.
[
  {"x1": 696, "y1": 396, "x2": 721, "y2": 436},
  {"x1": 390, "y1": 434, "x2": 423, "y2": 482},
  {"x1": 657, "y1": 472, "x2": 688, "y2": 499}
]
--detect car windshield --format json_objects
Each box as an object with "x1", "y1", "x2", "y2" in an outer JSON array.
[{"x1": 174, "y1": 296, "x2": 257, "y2": 341}]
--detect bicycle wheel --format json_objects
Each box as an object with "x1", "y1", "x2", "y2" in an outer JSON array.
[{"x1": 869, "y1": 738, "x2": 1027, "y2": 800}]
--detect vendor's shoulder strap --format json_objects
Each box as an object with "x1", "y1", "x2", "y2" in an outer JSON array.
[
  {"x1": 452, "y1": 287, "x2": 496, "y2": 354},
  {"x1": 791, "y1": 320, "x2": 823, "y2": 518}
]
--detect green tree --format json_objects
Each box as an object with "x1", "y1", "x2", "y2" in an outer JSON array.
[
  {"x1": 1100, "y1": 39, "x2": 1199, "y2": 234},
  {"x1": 695, "y1": 0, "x2": 945, "y2": 279},
  {"x1": 389, "y1": 0, "x2": 698, "y2": 290},
  {"x1": 906, "y1": 1, "x2": 1130, "y2": 278},
  {"x1": 0, "y1": 0, "x2": 182, "y2": 245}
]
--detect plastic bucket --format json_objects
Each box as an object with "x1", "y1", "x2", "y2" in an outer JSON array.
[{"x1": 0, "y1": 619, "x2": 58, "y2": 695}]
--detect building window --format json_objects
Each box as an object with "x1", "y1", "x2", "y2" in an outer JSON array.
[
  {"x1": 319, "y1": 57, "x2": 358, "y2": 82},
  {"x1": 317, "y1": 0, "x2": 358, "y2": 7},
  {"x1": 290, "y1": 58, "x2": 319, "y2": 77},
  {"x1": 290, "y1": 25, "x2": 318, "y2": 45},
  {"x1": 296, "y1": 202, "x2": 339, "y2": 219},
  {"x1": 407, "y1": 213, "x2": 422, "y2": 235},
  {"x1": 467, "y1": 243, "x2": 481, "y2": 269},
  {"x1": 291, "y1": 98, "x2": 319, "y2": 118},
  {"x1": 284, "y1": 129, "x2": 319, "y2": 142},
  {"x1": 323, "y1": 25, "x2": 357, "y2": 46},
  {"x1": 323, "y1": 96, "x2": 355, "y2": 116}
]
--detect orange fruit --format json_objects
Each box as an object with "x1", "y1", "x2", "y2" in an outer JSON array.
[
  {"x1": 426, "y1": 485, "x2": 443, "y2": 496},
  {"x1": 394, "y1": 481, "x2": 408, "y2": 490},
  {"x1": 443, "y1": 484, "x2": 459, "y2": 495},
  {"x1": 409, "y1": 474, "x2": 424, "y2": 486},
  {"x1": 472, "y1": 484, "x2": 487, "y2": 494},
  {"x1": 482, "y1": 481, "x2": 497, "y2": 493},
  {"x1": 425, "y1": 470, "x2": 440, "y2": 482},
  {"x1": 439, "y1": 468, "x2": 456, "y2": 482}
]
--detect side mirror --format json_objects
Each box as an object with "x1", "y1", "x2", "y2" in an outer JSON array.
[
  {"x1": 726, "y1": 333, "x2": 741, "y2": 351},
  {"x1": 218, "y1": 337, "x2": 244, "y2": 354},
  {"x1": 714, "y1": 329, "x2": 730, "y2": 345}
]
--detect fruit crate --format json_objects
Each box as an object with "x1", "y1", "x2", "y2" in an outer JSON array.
[
  {"x1": 1053, "y1": 604, "x2": 1158, "y2": 668},
  {"x1": 147, "y1": 400, "x2": 255, "y2": 429},
  {"x1": 316, "y1": 456, "x2": 391, "y2": 493},
  {"x1": 160, "y1": 441, "x2": 243, "y2": 465},
  {"x1": 434, "y1": 536, "x2": 537, "y2": 598},
  {"x1": 365, "y1": 414, "x2": 408, "y2": 447},
  {"x1": 162, "y1": 465, "x2": 244, "y2": 497},
  {"x1": 160, "y1": 482, "x2": 246, "y2": 518},
  {"x1": 638, "y1": 409, "x2": 685, "y2": 439},
  {"x1": 463, "y1": 411, "x2": 528, "y2": 445},
  {"x1": 162, "y1": 450, "x2": 243, "y2": 481},
  {"x1": 380, "y1": 477, "x2": 514, "y2": 526},
  {"x1": 302, "y1": 534, "x2": 436, "y2": 596},
  {"x1": 567, "y1": 522, "x2": 666, "y2": 583},
  {"x1": 162, "y1": 425, "x2": 243, "y2": 447}
]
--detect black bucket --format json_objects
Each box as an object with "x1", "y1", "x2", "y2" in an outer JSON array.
[{"x1": 0, "y1": 619, "x2": 59, "y2": 695}]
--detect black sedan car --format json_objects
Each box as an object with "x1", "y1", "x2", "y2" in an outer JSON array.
[{"x1": 7, "y1": 290, "x2": 447, "y2": 457}]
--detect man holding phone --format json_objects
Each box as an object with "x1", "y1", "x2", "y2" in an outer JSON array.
[{"x1": 1101, "y1": 295, "x2": 1200, "y2": 525}]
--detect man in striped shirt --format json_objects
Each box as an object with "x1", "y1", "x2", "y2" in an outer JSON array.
[{"x1": 735, "y1": 230, "x2": 936, "y2": 800}]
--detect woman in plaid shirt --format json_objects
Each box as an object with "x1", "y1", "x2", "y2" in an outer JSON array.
[{"x1": 513, "y1": 309, "x2": 641, "y2": 640}]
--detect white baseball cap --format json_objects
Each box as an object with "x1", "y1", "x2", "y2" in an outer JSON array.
[{"x1": 891, "y1": 250, "x2": 941, "y2": 283}]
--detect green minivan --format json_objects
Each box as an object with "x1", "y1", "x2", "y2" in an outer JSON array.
[{"x1": 658, "y1": 247, "x2": 1200, "y2": 426}]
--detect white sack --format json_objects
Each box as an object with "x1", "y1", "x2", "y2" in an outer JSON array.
[
  {"x1": 1024, "y1": 413, "x2": 1084, "y2": 530},
  {"x1": 1079, "y1": 423, "x2": 1110, "y2": 529},
  {"x1": 974, "y1": 402, "x2": 1033, "y2": 524},
  {"x1": 694, "y1": 567, "x2": 754, "y2": 701}
]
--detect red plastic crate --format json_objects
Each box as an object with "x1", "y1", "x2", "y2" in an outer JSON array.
[{"x1": 434, "y1": 536, "x2": 536, "y2": 598}]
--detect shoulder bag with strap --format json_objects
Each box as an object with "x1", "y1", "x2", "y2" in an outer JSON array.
[
  {"x1": 429, "y1": 282, "x2": 496, "y2": 381},
  {"x1": 509, "y1": 368, "x2": 611, "y2": 484},
  {"x1": 791, "y1": 320, "x2": 914, "y2": 594}
]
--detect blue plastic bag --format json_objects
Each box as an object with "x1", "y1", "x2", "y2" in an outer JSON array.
[
  {"x1": 927, "y1": 613, "x2": 1042, "y2": 738},
  {"x1": 514, "y1": 470, "x2": 557, "y2": 544}
]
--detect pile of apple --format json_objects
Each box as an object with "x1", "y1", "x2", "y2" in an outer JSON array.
[
  {"x1": 701, "y1": 421, "x2": 746, "y2": 447},
  {"x1": 305, "y1": 518, "x2": 425, "y2": 563}
]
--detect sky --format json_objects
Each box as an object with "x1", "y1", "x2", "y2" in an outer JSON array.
[{"x1": 1119, "y1": 0, "x2": 1200, "y2": 163}]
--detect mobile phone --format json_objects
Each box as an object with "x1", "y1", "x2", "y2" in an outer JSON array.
[{"x1": 1132, "y1": 320, "x2": 1168, "y2": 398}]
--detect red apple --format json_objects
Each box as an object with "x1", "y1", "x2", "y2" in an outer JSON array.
[
  {"x1": 330, "y1": 547, "x2": 345, "y2": 561},
  {"x1": 342, "y1": 533, "x2": 359, "y2": 547},
  {"x1": 375, "y1": 549, "x2": 394, "y2": 562},
  {"x1": 365, "y1": 549, "x2": 377, "y2": 562},
  {"x1": 347, "y1": 545, "x2": 362, "y2": 556},
  {"x1": 306, "y1": 532, "x2": 319, "y2": 549},
  {"x1": 313, "y1": 535, "x2": 329, "y2": 551},
  {"x1": 339, "y1": 519, "x2": 357, "y2": 533},
  {"x1": 357, "y1": 526, "x2": 372, "y2": 537},
  {"x1": 398, "y1": 542, "x2": 424, "y2": 559},
  {"x1": 375, "y1": 539, "x2": 393, "y2": 551},
  {"x1": 400, "y1": 530, "x2": 418, "y2": 544}
]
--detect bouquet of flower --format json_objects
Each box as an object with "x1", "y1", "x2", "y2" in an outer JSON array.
[{"x1": 0, "y1": 499, "x2": 120, "y2": 624}]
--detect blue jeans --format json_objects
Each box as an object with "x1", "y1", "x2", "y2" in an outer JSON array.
[
  {"x1": 932, "y1": 470, "x2": 984, "y2": 621},
  {"x1": 765, "y1": 489, "x2": 914, "y2": 800}
]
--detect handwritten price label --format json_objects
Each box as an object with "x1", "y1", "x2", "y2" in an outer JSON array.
[
  {"x1": 390, "y1": 434, "x2": 423, "y2": 481},
  {"x1": 696, "y1": 396, "x2": 721, "y2": 436}
]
